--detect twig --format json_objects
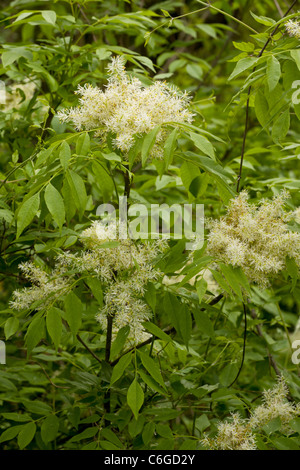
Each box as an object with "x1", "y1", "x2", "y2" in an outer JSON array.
[
  {"x1": 274, "y1": 0, "x2": 284, "y2": 17},
  {"x1": 228, "y1": 303, "x2": 247, "y2": 387},
  {"x1": 33, "y1": 361, "x2": 70, "y2": 389},
  {"x1": 76, "y1": 334, "x2": 102, "y2": 364}
]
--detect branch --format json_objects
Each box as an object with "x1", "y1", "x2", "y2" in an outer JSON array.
[
  {"x1": 228, "y1": 303, "x2": 247, "y2": 387},
  {"x1": 76, "y1": 334, "x2": 102, "y2": 364}
]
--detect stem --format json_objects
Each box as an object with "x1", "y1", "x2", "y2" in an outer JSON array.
[
  {"x1": 104, "y1": 314, "x2": 114, "y2": 420},
  {"x1": 105, "y1": 314, "x2": 113, "y2": 363},
  {"x1": 76, "y1": 334, "x2": 102, "y2": 364},
  {"x1": 228, "y1": 303, "x2": 247, "y2": 387},
  {"x1": 124, "y1": 170, "x2": 131, "y2": 199}
]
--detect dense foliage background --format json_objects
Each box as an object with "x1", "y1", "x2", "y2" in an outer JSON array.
[{"x1": 1, "y1": 0, "x2": 300, "y2": 451}]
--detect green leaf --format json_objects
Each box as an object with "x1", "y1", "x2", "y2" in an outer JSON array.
[
  {"x1": 272, "y1": 109, "x2": 290, "y2": 142},
  {"x1": 228, "y1": 57, "x2": 258, "y2": 81},
  {"x1": 186, "y1": 63, "x2": 203, "y2": 81},
  {"x1": 64, "y1": 291, "x2": 82, "y2": 336},
  {"x1": 17, "y1": 422, "x2": 36, "y2": 449},
  {"x1": 59, "y1": 141, "x2": 71, "y2": 170},
  {"x1": 41, "y1": 415, "x2": 59, "y2": 443},
  {"x1": 138, "y1": 370, "x2": 168, "y2": 396},
  {"x1": 219, "y1": 263, "x2": 243, "y2": 300},
  {"x1": 23, "y1": 400, "x2": 52, "y2": 416},
  {"x1": 0, "y1": 425, "x2": 24, "y2": 443},
  {"x1": 193, "y1": 308, "x2": 214, "y2": 337},
  {"x1": 17, "y1": 192, "x2": 40, "y2": 238},
  {"x1": 267, "y1": 56, "x2": 281, "y2": 92},
  {"x1": 255, "y1": 90, "x2": 269, "y2": 128},
  {"x1": 110, "y1": 326, "x2": 130, "y2": 360},
  {"x1": 101, "y1": 428, "x2": 123, "y2": 448},
  {"x1": 164, "y1": 127, "x2": 178, "y2": 170},
  {"x1": 66, "y1": 170, "x2": 87, "y2": 217},
  {"x1": 2, "y1": 47, "x2": 33, "y2": 67},
  {"x1": 127, "y1": 377, "x2": 144, "y2": 420},
  {"x1": 110, "y1": 351, "x2": 133, "y2": 386},
  {"x1": 232, "y1": 41, "x2": 255, "y2": 52},
  {"x1": 250, "y1": 11, "x2": 275, "y2": 26},
  {"x1": 195, "y1": 414, "x2": 210, "y2": 432},
  {"x1": 272, "y1": 436, "x2": 299, "y2": 450},
  {"x1": 141, "y1": 125, "x2": 161, "y2": 166},
  {"x1": 44, "y1": 183, "x2": 65, "y2": 229},
  {"x1": 262, "y1": 416, "x2": 281, "y2": 435},
  {"x1": 178, "y1": 304, "x2": 192, "y2": 347},
  {"x1": 85, "y1": 277, "x2": 103, "y2": 306},
  {"x1": 46, "y1": 307, "x2": 63, "y2": 351},
  {"x1": 41, "y1": 10, "x2": 57, "y2": 25},
  {"x1": 189, "y1": 132, "x2": 215, "y2": 159},
  {"x1": 219, "y1": 363, "x2": 239, "y2": 387},
  {"x1": 76, "y1": 132, "x2": 90, "y2": 156},
  {"x1": 142, "y1": 422, "x2": 155, "y2": 445},
  {"x1": 196, "y1": 277, "x2": 207, "y2": 302},
  {"x1": 25, "y1": 316, "x2": 45, "y2": 356},
  {"x1": 69, "y1": 427, "x2": 98, "y2": 443},
  {"x1": 156, "y1": 423, "x2": 173, "y2": 439},
  {"x1": 4, "y1": 317, "x2": 19, "y2": 340},
  {"x1": 138, "y1": 350, "x2": 166, "y2": 390},
  {"x1": 142, "y1": 322, "x2": 172, "y2": 343},
  {"x1": 211, "y1": 269, "x2": 232, "y2": 296},
  {"x1": 291, "y1": 50, "x2": 300, "y2": 72}
]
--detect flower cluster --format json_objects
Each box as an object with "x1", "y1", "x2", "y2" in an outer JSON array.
[
  {"x1": 57, "y1": 56, "x2": 194, "y2": 159},
  {"x1": 202, "y1": 378, "x2": 300, "y2": 450},
  {"x1": 249, "y1": 378, "x2": 300, "y2": 432},
  {"x1": 80, "y1": 220, "x2": 167, "y2": 345},
  {"x1": 10, "y1": 261, "x2": 71, "y2": 311},
  {"x1": 202, "y1": 413, "x2": 257, "y2": 451},
  {"x1": 285, "y1": 19, "x2": 300, "y2": 39},
  {"x1": 207, "y1": 190, "x2": 300, "y2": 288},
  {"x1": 10, "y1": 220, "x2": 167, "y2": 346}
]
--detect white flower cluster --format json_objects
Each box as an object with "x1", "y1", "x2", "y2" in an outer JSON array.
[
  {"x1": 10, "y1": 261, "x2": 71, "y2": 311},
  {"x1": 207, "y1": 190, "x2": 300, "y2": 288},
  {"x1": 249, "y1": 378, "x2": 300, "y2": 432},
  {"x1": 80, "y1": 220, "x2": 167, "y2": 345},
  {"x1": 285, "y1": 19, "x2": 300, "y2": 39},
  {"x1": 11, "y1": 220, "x2": 167, "y2": 346},
  {"x1": 202, "y1": 378, "x2": 300, "y2": 450},
  {"x1": 57, "y1": 56, "x2": 193, "y2": 159},
  {"x1": 202, "y1": 413, "x2": 256, "y2": 450}
]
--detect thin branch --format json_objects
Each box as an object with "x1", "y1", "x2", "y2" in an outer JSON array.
[
  {"x1": 274, "y1": 0, "x2": 284, "y2": 17},
  {"x1": 228, "y1": 303, "x2": 247, "y2": 387},
  {"x1": 33, "y1": 361, "x2": 70, "y2": 389},
  {"x1": 76, "y1": 334, "x2": 102, "y2": 364}
]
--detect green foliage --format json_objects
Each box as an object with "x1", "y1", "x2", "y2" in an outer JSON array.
[{"x1": 1, "y1": 0, "x2": 300, "y2": 451}]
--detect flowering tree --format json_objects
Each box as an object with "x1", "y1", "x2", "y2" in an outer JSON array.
[{"x1": 1, "y1": 0, "x2": 300, "y2": 451}]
